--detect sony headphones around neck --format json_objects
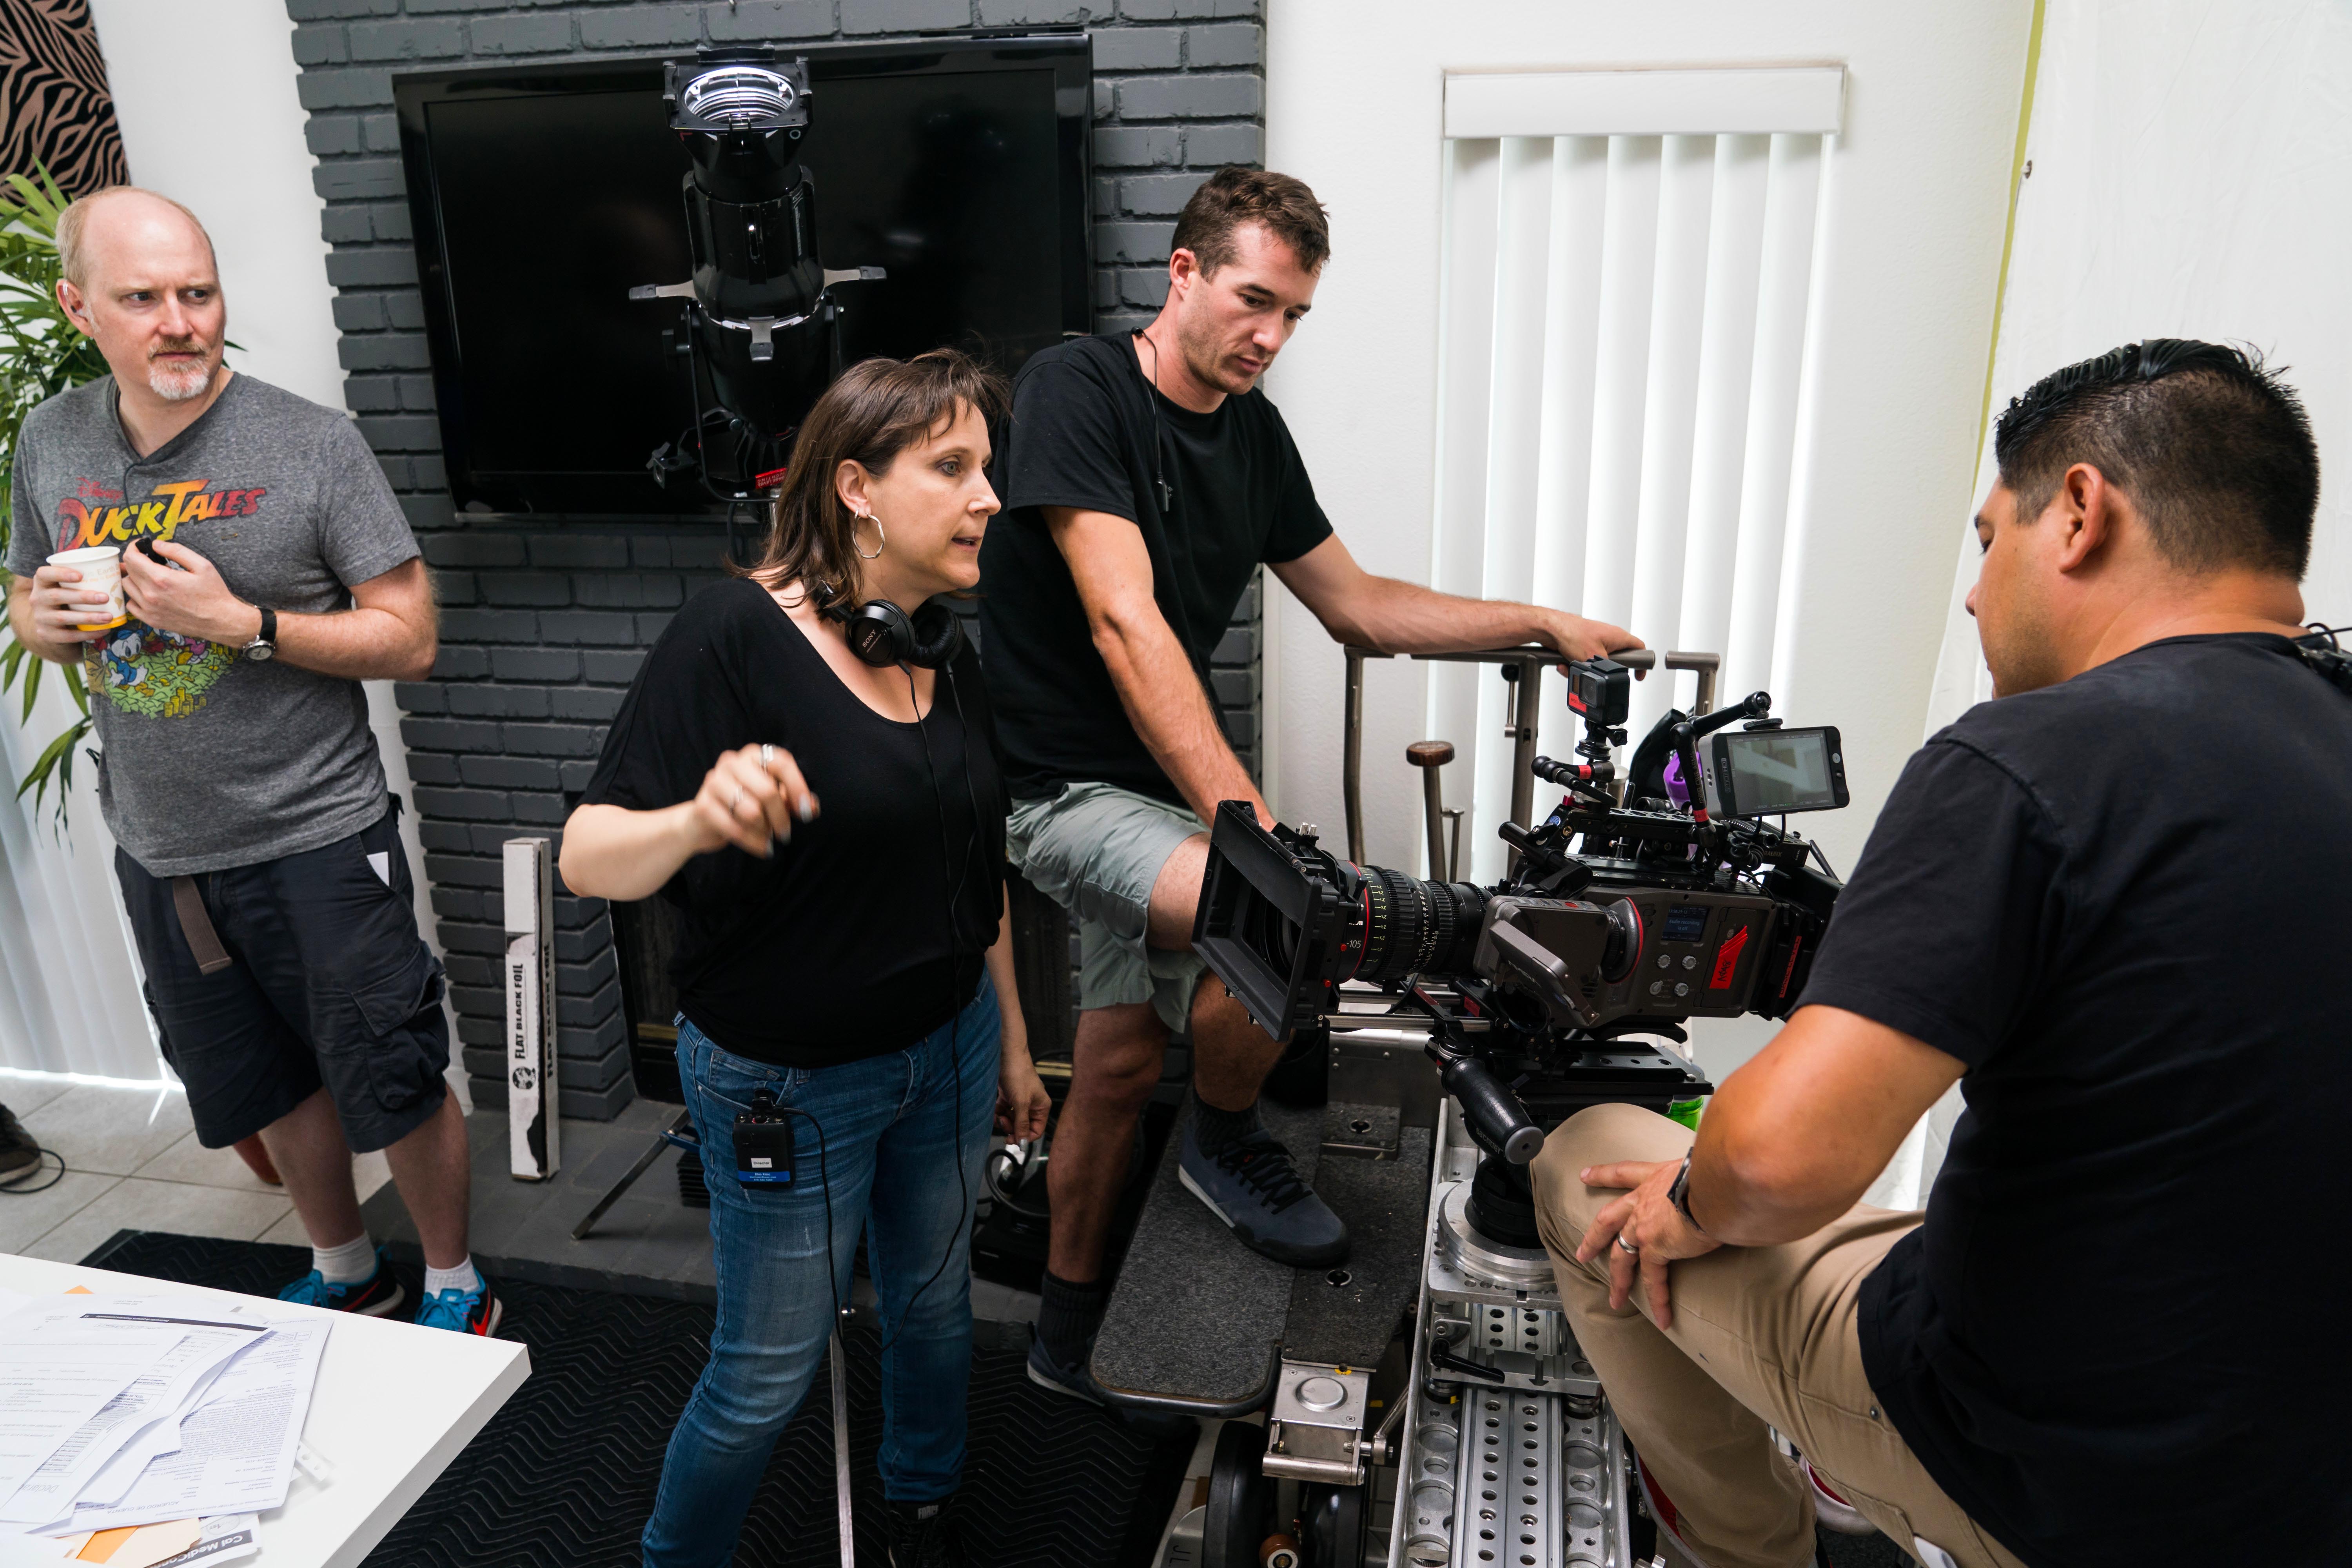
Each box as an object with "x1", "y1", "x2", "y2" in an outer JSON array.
[{"x1": 816, "y1": 580, "x2": 965, "y2": 669}]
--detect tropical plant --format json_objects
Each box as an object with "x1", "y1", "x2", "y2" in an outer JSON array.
[{"x1": 0, "y1": 165, "x2": 107, "y2": 829}]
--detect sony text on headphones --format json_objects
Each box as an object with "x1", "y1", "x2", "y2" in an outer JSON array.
[{"x1": 816, "y1": 578, "x2": 965, "y2": 669}]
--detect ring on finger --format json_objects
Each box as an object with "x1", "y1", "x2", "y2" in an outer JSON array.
[
  {"x1": 1614, "y1": 1232, "x2": 1639, "y2": 1256},
  {"x1": 730, "y1": 787, "x2": 745, "y2": 813},
  {"x1": 760, "y1": 744, "x2": 775, "y2": 765}
]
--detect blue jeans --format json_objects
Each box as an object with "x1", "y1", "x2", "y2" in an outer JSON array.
[{"x1": 639, "y1": 987, "x2": 1000, "y2": 1568}]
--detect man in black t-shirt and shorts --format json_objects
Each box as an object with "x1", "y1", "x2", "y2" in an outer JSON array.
[
  {"x1": 982, "y1": 168, "x2": 1640, "y2": 1401},
  {"x1": 1528, "y1": 341, "x2": 2352, "y2": 1568}
]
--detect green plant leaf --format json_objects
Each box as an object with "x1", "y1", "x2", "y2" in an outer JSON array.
[{"x1": 0, "y1": 158, "x2": 107, "y2": 829}]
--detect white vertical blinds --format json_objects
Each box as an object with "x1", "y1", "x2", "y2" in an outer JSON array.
[{"x1": 1428, "y1": 73, "x2": 1839, "y2": 880}]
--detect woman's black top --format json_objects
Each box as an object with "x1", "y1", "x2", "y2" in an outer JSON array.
[{"x1": 580, "y1": 578, "x2": 1005, "y2": 1069}]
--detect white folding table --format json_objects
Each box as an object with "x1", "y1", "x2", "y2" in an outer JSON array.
[{"x1": 0, "y1": 1250, "x2": 530, "y2": 1568}]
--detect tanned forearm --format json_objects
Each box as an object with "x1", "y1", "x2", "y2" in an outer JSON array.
[
  {"x1": 982, "y1": 889, "x2": 1031, "y2": 1058},
  {"x1": 558, "y1": 801, "x2": 708, "y2": 903},
  {"x1": 267, "y1": 601, "x2": 437, "y2": 682},
  {"x1": 1680, "y1": 1005, "x2": 1965, "y2": 1247},
  {"x1": 1048, "y1": 507, "x2": 1269, "y2": 827},
  {"x1": 1271, "y1": 535, "x2": 1641, "y2": 662},
  {"x1": 1089, "y1": 594, "x2": 1267, "y2": 824}
]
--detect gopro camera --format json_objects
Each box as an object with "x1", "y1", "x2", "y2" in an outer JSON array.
[
  {"x1": 735, "y1": 1089, "x2": 795, "y2": 1187},
  {"x1": 1565, "y1": 658, "x2": 1631, "y2": 728}
]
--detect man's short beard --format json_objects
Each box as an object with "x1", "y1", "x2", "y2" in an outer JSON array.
[{"x1": 147, "y1": 343, "x2": 217, "y2": 403}]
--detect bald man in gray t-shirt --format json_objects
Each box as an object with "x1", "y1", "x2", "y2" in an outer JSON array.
[{"x1": 6, "y1": 187, "x2": 496, "y2": 1334}]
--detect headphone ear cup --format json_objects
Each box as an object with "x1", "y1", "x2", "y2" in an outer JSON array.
[
  {"x1": 905, "y1": 602, "x2": 966, "y2": 670},
  {"x1": 844, "y1": 601, "x2": 913, "y2": 666}
]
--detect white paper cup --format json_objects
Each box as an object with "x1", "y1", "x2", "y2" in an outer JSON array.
[{"x1": 47, "y1": 544, "x2": 127, "y2": 632}]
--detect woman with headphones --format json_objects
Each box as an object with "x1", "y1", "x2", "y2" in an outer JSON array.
[{"x1": 560, "y1": 349, "x2": 1051, "y2": 1568}]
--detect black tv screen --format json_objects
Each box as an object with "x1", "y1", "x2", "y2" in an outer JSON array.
[{"x1": 394, "y1": 35, "x2": 1093, "y2": 516}]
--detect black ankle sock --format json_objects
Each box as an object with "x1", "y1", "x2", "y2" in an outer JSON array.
[
  {"x1": 1037, "y1": 1269, "x2": 1109, "y2": 1359},
  {"x1": 1189, "y1": 1094, "x2": 1262, "y2": 1158}
]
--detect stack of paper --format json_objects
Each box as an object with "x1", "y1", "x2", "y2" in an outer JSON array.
[{"x1": 0, "y1": 1295, "x2": 328, "y2": 1557}]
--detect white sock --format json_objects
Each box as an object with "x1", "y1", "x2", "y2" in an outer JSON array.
[
  {"x1": 425, "y1": 1257, "x2": 482, "y2": 1298},
  {"x1": 312, "y1": 1233, "x2": 376, "y2": 1285}
]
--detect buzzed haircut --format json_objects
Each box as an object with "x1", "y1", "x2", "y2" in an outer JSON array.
[
  {"x1": 1993, "y1": 339, "x2": 2319, "y2": 579},
  {"x1": 1171, "y1": 166, "x2": 1331, "y2": 277},
  {"x1": 55, "y1": 186, "x2": 215, "y2": 290}
]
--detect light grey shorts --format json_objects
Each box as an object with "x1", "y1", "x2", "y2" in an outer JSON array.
[{"x1": 1005, "y1": 781, "x2": 1210, "y2": 1036}]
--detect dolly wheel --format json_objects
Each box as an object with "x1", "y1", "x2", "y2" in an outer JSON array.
[
  {"x1": 1202, "y1": 1420, "x2": 1272, "y2": 1568},
  {"x1": 1299, "y1": 1479, "x2": 1367, "y2": 1568}
]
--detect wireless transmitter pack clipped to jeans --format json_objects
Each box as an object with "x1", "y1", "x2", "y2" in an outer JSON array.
[{"x1": 735, "y1": 1089, "x2": 795, "y2": 1188}]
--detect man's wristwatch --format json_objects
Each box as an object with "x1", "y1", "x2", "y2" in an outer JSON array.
[
  {"x1": 240, "y1": 605, "x2": 277, "y2": 662},
  {"x1": 1667, "y1": 1151, "x2": 1706, "y2": 1235}
]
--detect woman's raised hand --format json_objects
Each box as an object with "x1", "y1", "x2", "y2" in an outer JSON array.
[{"x1": 688, "y1": 744, "x2": 820, "y2": 858}]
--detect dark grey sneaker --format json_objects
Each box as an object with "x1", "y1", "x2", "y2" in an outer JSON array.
[
  {"x1": 886, "y1": 1496, "x2": 967, "y2": 1568},
  {"x1": 1025, "y1": 1327, "x2": 1107, "y2": 1406},
  {"x1": 1178, "y1": 1124, "x2": 1349, "y2": 1267}
]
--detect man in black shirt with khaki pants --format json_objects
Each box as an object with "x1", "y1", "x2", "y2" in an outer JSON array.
[{"x1": 1534, "y1": 341, "x2": 2352, "y2": 1567}]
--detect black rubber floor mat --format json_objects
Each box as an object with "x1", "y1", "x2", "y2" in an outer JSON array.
[{"x1": 80, "y1": 1231, "x2": 1195, "y2": 1568}]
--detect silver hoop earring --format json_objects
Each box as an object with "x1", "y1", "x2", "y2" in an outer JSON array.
[{"x1": 853, "y1": 511, "x2": 886, "y2": 561}]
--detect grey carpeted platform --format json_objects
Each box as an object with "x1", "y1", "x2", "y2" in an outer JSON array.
[
  {"x1": 1090, "y1": 1100, "x2": 1431, "y2": 1409},
  {"x1": 1282, "y1": 1123, "x2": 1432, "y2": 1369}
]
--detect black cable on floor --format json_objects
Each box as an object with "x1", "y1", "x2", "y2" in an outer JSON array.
[{"x1": 0, "y1": 1148, "x2": 67, "y2": 1194}]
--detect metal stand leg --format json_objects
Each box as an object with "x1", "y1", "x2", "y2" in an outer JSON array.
[
  {"x1": 570, "y1": 1111, "x2": 692, "y2": 1240},
  {"x1": 830, "y1": 1328, "x2": 856, "y2": 1568}
]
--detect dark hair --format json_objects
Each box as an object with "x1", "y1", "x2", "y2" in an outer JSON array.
[
  {"x1": 736, "y1": 348, "x2": 1009, "y2": 600},
  {"x1": 1171, "y1": 165, "x2": 1331, "y2": 277},
  {"x1": 1992, "y1": 339, "x2": 2319, "y2": 578}
]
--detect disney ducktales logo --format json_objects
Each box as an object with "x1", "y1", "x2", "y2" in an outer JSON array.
[{"x1": 53, "y1": 479, "x2": 270, "y2": 551}]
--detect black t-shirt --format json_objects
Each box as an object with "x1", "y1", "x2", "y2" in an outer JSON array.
[
  {"x1": 978, "y1": 332, "x2": 1333, "y2": 804},
  {"x1": 1800, "y1": 634, "x2": 2352, "y2": 1566},
  {"x1": 579, "y1": 579, "x2": 1005, "y2": 1068}
]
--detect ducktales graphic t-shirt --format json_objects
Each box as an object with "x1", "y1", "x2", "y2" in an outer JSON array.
[{"x1": 7, "y1": 373, "x2": 420, "y2": 874}]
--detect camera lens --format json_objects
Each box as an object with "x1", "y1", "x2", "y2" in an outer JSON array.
[{"x1": 1350, "y1": 866, "x2": 1485, "y2": 986}]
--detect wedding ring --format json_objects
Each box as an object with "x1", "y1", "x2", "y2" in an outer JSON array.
[
  {"x1": 760, "y1": 744, "x2": 775, "y2": 765},
  {"x1": 1614, "y1": 1233, "x2": 1639, "y2": 1256},
  {"x1": 730, "y1": 788, "x2": 745, "y2": 813}
]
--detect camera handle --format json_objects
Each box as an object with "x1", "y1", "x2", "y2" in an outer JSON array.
[{"x1": 1406, "y1": 981, "x2": 1544, "y2": 1164}]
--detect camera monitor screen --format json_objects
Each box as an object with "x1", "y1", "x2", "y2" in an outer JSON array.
[
  {"x1": 1707, "y1": 727, "x2": 1848, "y2": 818},
  {"x1": 394, "y1": 36, "x2": 1092, "y2": 516}
]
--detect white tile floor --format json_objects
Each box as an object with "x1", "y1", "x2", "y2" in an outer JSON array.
[{"x1": 0, "y1": 1072, "x2": 388, "y2": 1263}]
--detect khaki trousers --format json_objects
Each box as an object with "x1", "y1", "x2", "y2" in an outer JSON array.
[{"x1": 1528, "y1": 1104, "x2": 2028, "y2": 1568}]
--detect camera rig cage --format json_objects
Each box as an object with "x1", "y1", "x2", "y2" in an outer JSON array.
[{"x1": 1192, "y1": 652, "x2": 1843, "y2": 1176}]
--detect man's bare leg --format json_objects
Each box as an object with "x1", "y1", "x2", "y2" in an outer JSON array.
[
  {"x1": 256, "y1": 1086, "x2": 365, "y2": 1250},
  {"x1": 1144, "y1": 835, "x2": 1285, "y2": 1112},
  {"x1": 1045, "y1": 1002, "x2": 1168, "y2": 1283},
  {"x1": 381, "y1": 1092, "x2": 473, "y2": 1272}
]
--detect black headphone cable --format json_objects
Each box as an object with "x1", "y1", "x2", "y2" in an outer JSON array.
[{"x1": 874, "y1": 657, "x2": 985, "y2": 1357}]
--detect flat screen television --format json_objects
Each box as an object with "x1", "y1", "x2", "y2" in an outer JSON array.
[{"x1": 393, "y1": 33, "x2": 1094, "y2": 517}]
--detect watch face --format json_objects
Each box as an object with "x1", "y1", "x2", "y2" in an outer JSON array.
[{"x1": 245, "y1": 643, "x2": 274, "y2": 662}]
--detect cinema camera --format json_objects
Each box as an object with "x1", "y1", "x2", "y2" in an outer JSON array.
[
  {"x1": 630, "y1": 50, "x2": 886, "y2": 501},
  {"x1": 1199, "y1": 653, "x2": 1842, "y2": 1195},
  {"x1": 1173, "y1": 655, "x2": 1847, "y2": 1566}
]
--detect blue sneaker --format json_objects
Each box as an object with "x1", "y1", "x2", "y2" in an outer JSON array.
[
  {"x1": 414, "y1": 1281, "x2": 503, "y2": 1336},
  {"x1": 1177, "y1": 1124, "x2": 1349, "y2": 1268},
  {"x1": 278, "y1": 1250, "x2": 405, "y2": 1317}
]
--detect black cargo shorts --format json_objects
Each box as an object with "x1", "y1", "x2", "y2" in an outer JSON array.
[{"x1": 116, "y1": 801, "x2": 451, "y2": 1154}]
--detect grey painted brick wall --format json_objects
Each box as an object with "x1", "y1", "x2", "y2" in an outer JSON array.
[{"x1": 282, "y1": 0, "x2": 1266, "y2": 1117}]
